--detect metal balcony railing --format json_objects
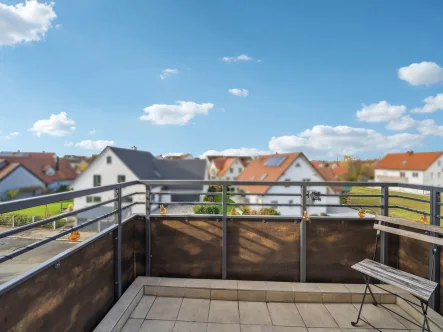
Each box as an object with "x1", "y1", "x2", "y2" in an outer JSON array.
[{"x1": 0, "y1": 180, "x2": 442, "y2": 330}]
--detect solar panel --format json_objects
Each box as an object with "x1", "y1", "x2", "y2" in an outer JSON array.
[{"x1": 264, "y1": 156, "x2": 287, "y2": 166}]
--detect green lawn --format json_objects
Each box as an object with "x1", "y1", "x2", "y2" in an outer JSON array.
[
  {"x1": 349, "y1": 187, "x2": 442, "y2": 223},
  {"x1": 3, "y1": 200, "x2": 73, "y2": 217}
]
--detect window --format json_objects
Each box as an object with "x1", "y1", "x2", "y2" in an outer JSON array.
[
  {"x1": 86, "y1": 196, "x2": 101, "y2": 203},
  {"x1": 93, "y1": 175, "x2": 101, "y2": 187},
  {"x1": 122, "y1": 196, "x2": 133, "y2": 203},
  {"x1": 430, "y1": 172, "x2": 434, "y2": 179},
  {"x1": 270, "y1": 200, "x2": 278, "y2": 207},
  {"x1": 230, "y1": 168, "x2": 233, "y2": 174},
  {"x1": 45, "y1": 167, "x2": 55, "y2": 176},
  {"x1": 289, "y1": 200, "x2": 293, "y2": 205},
  {"x1": 226, "y1": 177, "x2": 230, "y2": 180},
  {"x1": 106, "y1": 156, "x2": 112, "y2": 164},
  {"x1": 412, "y1": 172, "x2": 419, "y2": 178},
  {"x1": 438, "y1": 172, "x2": 441, "y2": 179},
  {"x1": 238, "y1": 168, "x2": 242, "y2": 173},
  {"x1": 117, "y1": 175, "x2": 126, "y2": 183},
  {"x1": 295, "y1": 162, "x2": 301, "y2": 168},
  {"x1": 264, "y1": 156, "x2": 287, "y2": 166},
  {"x1": 399, "y1": 172, "x2": 405, "y2": 178},
  {"x1": 302, "y1": 178, "x2": 311, "y2": 182},
  {"x1": 284, "y1": 178, "x2": 290, "y2": 187},
  {"x1": 439, "y1": 161, "x2": 442, "y2": 167},
  {"x1": 260, "y1": 173, "x2": 267, "y2": 181}
]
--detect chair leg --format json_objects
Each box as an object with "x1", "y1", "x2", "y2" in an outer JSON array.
[
  {"x1": 352, "y1": 278, "x2": 370, "y2": 327},
  {"x1": 367, "y1": 284, "x2": 378, "y2": 306},
  {"x1": 420, "y1": 301, "x2": 431, "y2": 332}
]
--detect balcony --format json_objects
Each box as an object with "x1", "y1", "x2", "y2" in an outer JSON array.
[{"x1": 0, "y1": 180, "x2": 442, "y2": 331}]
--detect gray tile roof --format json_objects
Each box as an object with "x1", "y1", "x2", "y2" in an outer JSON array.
[{"x1": 109, "y1": 147, "x2": 207, "y2": 189}]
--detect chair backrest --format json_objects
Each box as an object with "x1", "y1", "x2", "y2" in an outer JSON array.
[{"x1": 374, "y1": 215, "x2": 443, "y2": 246}]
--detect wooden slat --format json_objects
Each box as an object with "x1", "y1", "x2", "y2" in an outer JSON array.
[
  {"x1": 374, "y1": 224, "x2": 443, "y2": 246},
  {"x1": 352, "y1": 258, "x2": 437, "y2": 301},
  {"x1": 376, "y1": 215, "x2": 443, "y2": 235}
]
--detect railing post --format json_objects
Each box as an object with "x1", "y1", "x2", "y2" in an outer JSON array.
[
  {"x1": 222, "y1": 183, "x2": 228, "y2": 279},
  {"x1": 114, "y1": 187, "x2": 122, "y2": 300},
  {"x1": 429, "y1": 189, "x2": 440, "y2": 311},
  {"x1": 300, "y1": 184, "x2": 307, "y2": 282},
  {"x1": 380, "y1": 185, "x2": 389, "y2": 265},
  {"x1": 11, "y1": 215, "x2": 14, "y2": 228},
  {"x1": 145, "y1": 185, "x2": 151, "y2": 276}
]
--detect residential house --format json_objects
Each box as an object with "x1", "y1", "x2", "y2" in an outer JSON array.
[
  {"x1": 0, "y1": 152, "x2": 77, "y2": 200},
  {"x1": 234, "y1": 152, "x2": 341, "y2": 215},
  {"x1": 374, "y1": 151, "x2": 443, "y2": 193},
  {"x1": 64, "y1": 154, "x2": 98, "y2": 174},
  {"x1": 72, "y1": 146, "x2": 208, "y2": 225},
  {"x1": 207, "y1": 156, "x2": 253, "y2": 181}
]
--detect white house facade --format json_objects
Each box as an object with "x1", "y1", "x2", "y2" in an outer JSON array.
[
  {"x1": 208, "y1": 157, "x2": 247, "y2": 181},
  {"x1": 234, "y1": 153, "x2": 341, "y2": 216},
  {"x1": 374, "y1": 151, "x2": 443, "y2": 194},
  {"x1": 0, "y1": 164, "x2": 46, "y2": 200}
]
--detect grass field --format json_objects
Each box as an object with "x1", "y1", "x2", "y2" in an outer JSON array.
[
  {"x1": 3, "y1": 200, "x2": 73, "y2": 217},
  {"x1": 349, "y1": 187, "x2": 442, "y2": 223}
]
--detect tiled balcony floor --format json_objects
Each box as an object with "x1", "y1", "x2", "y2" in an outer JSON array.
[{"x1": 121, "y1": 296, "x2": 422, "y2": 332}]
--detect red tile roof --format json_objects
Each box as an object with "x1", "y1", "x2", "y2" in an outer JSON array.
[
  {"x1": 376, "y1": 151, "x2": 443, "y2": 171},
  {"x1": 0, "y1": 161, "x2": 21, "y2": 180},
  {"x1": 1, "y1": 152, "x2": 77, "y2": 184},
  {"x1": 212, "y1": 157, "x2": 237, "y2": 176}
]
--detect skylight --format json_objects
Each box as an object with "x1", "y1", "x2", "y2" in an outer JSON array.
[{"x1": 264, "y1": 156, "x2": 286, "y2": 166}]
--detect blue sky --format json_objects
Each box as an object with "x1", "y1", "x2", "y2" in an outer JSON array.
[{"x1": 0, "y1": 0, "x2": 443, "y2": 159}]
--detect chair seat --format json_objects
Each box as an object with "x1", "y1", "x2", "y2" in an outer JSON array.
[{"x1": 352, "y1": 258, "x2": 437, "y2": 301}]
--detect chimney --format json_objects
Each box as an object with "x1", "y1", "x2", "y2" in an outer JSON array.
[
  {"x1": 54, "y1": 155, "x2": 60, "y2": 171},
  {"x1": 406, "y1": 150, "x2": 414, "y2": 155},
  {"x1": 132, "y1": 146, "x2": 137, "y2": 150}
]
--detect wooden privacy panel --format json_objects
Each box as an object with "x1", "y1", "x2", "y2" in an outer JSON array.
[
  {"x1": 440, "y1": 250, "x2": 443, "y2": 315},
  {"x1": 398, "y1": 226, "x2": 430, "y2": 279},
  {"x1": 151, "y1": 218, "x2": 222, "y2": 278},
  {"x1": 0, "y1": 234, "x2": 114, "y2": 332},
  {"x1": 227, "y1": 220, "x2": 300, "y2": 281},
  {"x1": 307, "y1": 219, "x2": 376, "y2": 283},
  {"x1": 121, "y1": 216, "x2": 146, "y2": 293}
]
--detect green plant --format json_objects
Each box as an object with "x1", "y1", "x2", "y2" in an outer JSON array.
[
  {"x1": 258, "y1": 208, "x2": 280, "y2": 215},
  {"x1": 310, "y1": 213, "x2": 318, "y2": 216},
  {"x1": 193, "y1": 205, "x2": 221, "y2": 214},
  {"x1": 320, "y1": 212, "x2": 328, "y2": 216},
  {"x1": 56, "y1": 185, "x2": 71, "y2": 193},
  {"x1": 203, "y1": 195, "x2": 214, "y2": 202}
]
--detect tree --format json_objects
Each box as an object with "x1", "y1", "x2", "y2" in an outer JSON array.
[
  {"x1": 7, "y1": 189, "x2": 20, "y2": 200},
  {"x1": 77, "y1": 161, "x2": 89, "y2": 173}
]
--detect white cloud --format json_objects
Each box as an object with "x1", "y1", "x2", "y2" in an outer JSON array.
[
  {"x1": 0, "y1": 131, "x2": 20, "y2": 140},
  {"x1": 64, "y1": 140, "x2": 73, "y2": 147},
  {"x1": 0, "y1": 0, "x2": 57, "y2": 46},
  {"x1": 29, "y1": 112, "x2": 76, "y2": 136},
  {"x1": 55, "y1": 23, "x2": 62, "y2": 29},
  {"x1": 160, "y1": 68, "x2": 178, "y2": 80},
  {"x1": 74, "y1": 140, "x2": 115, "y2": 150},
  {"x1": 386, "y1": 116, "x2": 416, "y2": 131},
  {"x1": 416, "y1": 119, "x2": 443, "y2": 136},
  {"x1": 398, "y1": 61, "x2": 443, "y2": 86},
  {"x1": 222, "y1": 54, "x2": 254, "y2": 63},
  {"x1": 268, "y1": 125, "x2": 422, "y2": 157},
  {"x1": 411, "y1": 93, "x2": 443, "y2": 113},
  {"x1": 228, "y1": 88, "x2": 248, "y2": 97},
  {"x1": 140, "y1": 101, "x2": 214, "y2": 125},
  {"x1": 163, "y1": 152, "x2": 185, "y2": 157},
  {"x1": 200, "y1": 148, "x2": 268, "y2": 158},
  {"x1": 89, "y1": 129, "x2": 96, "y2": 135},
  {"x1": 356, "y1": 101, "x2": 406, "y2": 123}
]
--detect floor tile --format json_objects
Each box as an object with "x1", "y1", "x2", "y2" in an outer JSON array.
[
  {"x1": 317, "y1": 283, "x2": 349, "y2": 293},
  {"x1": 121, "y1": 318, "x2": 144, "y2": 332},
  {"x1": 208, "y1": 300, "x2": 240, "y2": 323},
  {"x1": 130, "y1": 296, "x2": 156, "y2": 319},
  {"x1": 266, "y1": 282, "x2": 294, "y2": 292},
  {"x1": 240, "y1": 325, "x2": 274, "y2": 332},
  {"x1": 177, "y1": 299, "x2": 210, "y2": 322},
  {"x1": 211, "y1": 280, "x2": 238, "y2": 290},
  {"x1": 238, "y1": 281, "x2": 267, "y2": 291},
  {"x1": 146, "y1": 297, "x2": 183, "y2": 321},
  {"x1": 324, "y1": 303, "x2": 369, "y2": 329},
  {"x1": 139, "y1": 320, "x2": 175, "y2": 332},
  {"x1": 211, "y1": 289, "x2": 238, "y2": 301},
  {"x1": 296, "y1": 303, "x2": 338, "y2": 328},
  {"x1": 239, "y1": 302, "x2": 272, "y2": 325},
  {"x1": 273, "y1": 327, "x2": 308, "y2": 332},
  {"x1": 352, "y1": 303, "x2": 406, "y2": 329},
  {"x1": 306, "y1": 329, "x2": 341, "y2": 332},
  {"x1": 267, "y1": 303, "x2": 304, "y2": 326},
  {"x1": 185, "y1": 279, "x2": 212, "y2": 288},
  {"x1": 159, "y1": 278, "x2": 188, "y2": 287},
  {"x1": 382, "y1": 304, "x2": 421, "y2": 330},
  {"x1": 207, "y1": 323, "x2": 240, "y2": 332},
  {"x1": 292, "y1": 283, "x2": 322, "y2": 292},
  {"x1": 173, "y1": 321, "x2": 207, "y2": 332}
]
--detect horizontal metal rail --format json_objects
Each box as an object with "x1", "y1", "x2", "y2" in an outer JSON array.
[
  {"x1": 306, "y1": 204, "x2": 382, "y2": 208},
  {"x1": 121, "y1": 201, "x2": 143, "y2": 210},
  {"x1": 390, "y1": 205, "x2": 430, "y2": 216},
  {"x1": 228, "y1": 202, "x2": 302, "y2": 207},
  {"x1": 230, "y1": 192, "x2": 302, "y2": 197},
  {"x1": 0, "y1": 181, "x2": 139, "y2": 214},
  {"x1": 389, "y1": 195, "x2": 429, "y2": 203},
  {"x1": 155, "y1": 191, "x2": 218, "y2": 195},
  {"x1": 0, "y1": 209, "x2": 117, "y2": 264},
  {"x1": 139, "y1": 180, "x2": 397, "y2": 187},
  {"x1": 122, "y1": 192, "x2": 145, "y2": 199},
  {"x1": 149, "y1": 214, "x2": 377, "y2": 221},
  {"x1": 322, "y1": 193, "x2": 382, "y2": 197},
  {"x1": 0, "y1": 197, "x2": 117, "y2": 240},
  {"x1": 150, "y1": 201, "x2": 222, "y2": 206}
]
